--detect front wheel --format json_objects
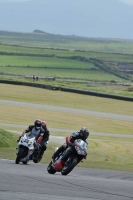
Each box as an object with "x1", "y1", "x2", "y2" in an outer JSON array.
[
  {"x1": 61, "y1": 158, "x2": 77, "y2": 176},
  {"x1": 15, "y1": 147, "x2": 27, "y2": 164},
  {"x1": 47, "y1": 161, "x2": 56, "y2": 174}
]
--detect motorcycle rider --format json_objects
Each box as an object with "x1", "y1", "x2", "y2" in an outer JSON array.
[
  {"x1": 17, "y1": 119, "x2": 50, "y2": 157},
  {"x1": 52, "y1": 127, "x2": 89, "y2": 170}
]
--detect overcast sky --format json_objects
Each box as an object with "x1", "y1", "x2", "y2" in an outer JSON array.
[
  {"x1": 120, "y1": 0, "x2": 133, "y2": 4},
  {"x1": 0, "y1": 0, "x2": 28, "y2": 2},
  {"x1": 0, "y1": 0, "x2": 133, "y2": 39},
  {"x1": 0, "y1": 0, "x2": 133, "y2": 4}
]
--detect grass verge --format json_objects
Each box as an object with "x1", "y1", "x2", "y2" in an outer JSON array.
[{"x1": 0, "y1": 83, "x2": 133, "y2": 116}]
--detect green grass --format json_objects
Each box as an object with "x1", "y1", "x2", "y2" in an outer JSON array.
[{"x1": 0, "y1": 128, "x2": 17, "y2": 148}]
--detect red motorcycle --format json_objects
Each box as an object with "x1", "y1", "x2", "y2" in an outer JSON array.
[{"x1": 47, "y1": 138, "x2": 88, "y2": 175}]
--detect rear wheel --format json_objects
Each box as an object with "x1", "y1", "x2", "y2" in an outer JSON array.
[
  {"x1": 15, "y1": 147, "x2": 27, "y2": 164},
  {"x1": 22, "y1": 161, "x2": 28, "y2": 165},
  {"x1": 33, "y1": 150, "x2": 42, "y2": 163},
  {"x1": 61, "y1": 158, "x2": 77, "y2": 176},
  {"x1": 33, "y1": 158, "x2": 42, "y2": 163},
  {"x1": 47, "y1": 161, "x2": 56, "y2": 174}
]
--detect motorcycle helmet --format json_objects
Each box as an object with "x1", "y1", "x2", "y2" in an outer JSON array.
[
  {"x1": 41, "y1": 120, "x2": 46, "y2": 126},
  {"x1": 34, "y1": 119, "x2": 42, "y2": 130},
  {"x1": 79, "y1": 127, "x2": 89, "y2": 140},
  {"x1": 41, "y1": 120, "x2": 46, "y2": 130}
]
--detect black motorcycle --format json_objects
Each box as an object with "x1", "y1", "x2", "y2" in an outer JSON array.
[
  {"x1": 47, "y1": 139, "x2": 88, "y2": 175},
  {"x1": 32, "y1": 144, "x2": 43, "y2": 163}
]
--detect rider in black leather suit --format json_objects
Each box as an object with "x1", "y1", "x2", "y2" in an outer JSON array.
[
  {"x1": 17, "y1": 119, "x2": 50, "y2": 156},
  {"x1": 52, "y1": 127, "x2": 89, "y2": 169}
]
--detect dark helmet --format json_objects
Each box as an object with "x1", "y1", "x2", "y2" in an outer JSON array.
[
  {"x1": 79, "y1": 127, "x2": 89, "y2": 140},
  {"x1": 34, "y1": 119, "x2": 42, "y2": 130}
]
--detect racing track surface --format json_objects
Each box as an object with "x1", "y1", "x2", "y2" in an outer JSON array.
[{"x1": 0, "y1": 159, "x2": 133, "y2": 200}]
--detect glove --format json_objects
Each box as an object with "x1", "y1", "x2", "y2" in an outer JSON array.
[
  {"x1": 22, "y1": 132, "x2": 25, "y2": 136},
  {"x1": 36, "y1": 141, "x2": 43, "y2": 149},
  {"x1": 39, "y1": 141, "x2": 43, "y2": 147},
  {"x1": 67, "y1": 142, "x2": 73, "y2": 147}
]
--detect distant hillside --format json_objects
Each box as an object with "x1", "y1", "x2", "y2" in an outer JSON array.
[
  {"x1": 1, "y1": 30, "x2": 133, "y2": 44},
  {"x1": 33, "y1": 30, "x2": 47, "y2": 34},
  {"x1": 1, "y1": 30, "x2": 133, "y2": 54}
]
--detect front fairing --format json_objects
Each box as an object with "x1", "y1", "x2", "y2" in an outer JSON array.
[
  {"x1": 74, "y1": 139, "x2": 88, "y2": 155},
  {"x1": 18, "y1": 134, "x2": 35, "y2": 150}
]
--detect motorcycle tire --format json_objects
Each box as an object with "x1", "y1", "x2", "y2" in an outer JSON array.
[
  {"x1": 33, "y1": 155, "x2": 42, "y2": 163},
  {"x1": 47, "y1": 161, "x2": 56, "y2": 174},
  {"x1": 61, "y1": 158, "x2": 77, "y2": 176},
  {"x1": 33, "y1": 149, "x2": 41, "y2": 163},
  {"x1": 15, "y1": 147, "x2": 26, "y2": 164},
  {"x1": 33, "y1": 158, "x2": 41, "y2": 163},
  {"x1": 22, "y1": 161, "x2": 28, "y2": 165}
]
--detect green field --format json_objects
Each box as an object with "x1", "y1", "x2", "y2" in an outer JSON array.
[
  {"x1": 0, "y1": 31, "x2": 133, "y2": 97},
  {"x1": 0, "y1": 55, "x2": 95, "y2": 68},
  {"x1": 1, "y1": 44, "x2": 133, "y2": 63}
]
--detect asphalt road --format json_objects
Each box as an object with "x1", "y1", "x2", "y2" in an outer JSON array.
[{"x1": 0, "y1": 159, "x2": 133, "y2": 200}]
